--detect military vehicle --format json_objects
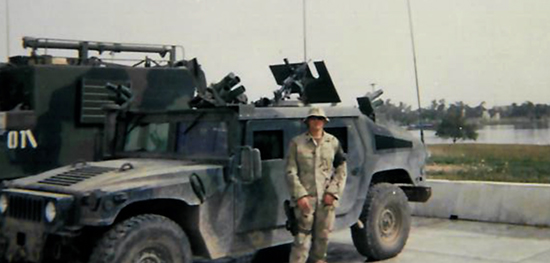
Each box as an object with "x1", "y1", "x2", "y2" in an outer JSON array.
[
  {"x1": 0, "y1": 59, "x2": 431, "y2": 263},
  {"x1": 0, "y1": 37, "x2": 206, "y2": 181}
]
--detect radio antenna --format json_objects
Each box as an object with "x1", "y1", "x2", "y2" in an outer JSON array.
[
  {"x1": 406, "y1": 0, "x2": 424, "y2": 143},
  {"x1": 5, "y1": 0, "x2": 10, "y2": 58},
  {"x1": 303, "y1": 0, "x2": 307, "y2": 62}
]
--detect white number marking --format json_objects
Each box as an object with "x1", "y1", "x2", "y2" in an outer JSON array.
[
  {"x1": 7, "y1": 131, "x2": 18, "y2": 149},
  {"x1": 6, "y1": 130, "x2": 38, "y2": 149}
]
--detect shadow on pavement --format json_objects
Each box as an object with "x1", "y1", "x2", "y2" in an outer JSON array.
[{"x1": 195, "y1": 242, "x2": 368, "y2": 263}]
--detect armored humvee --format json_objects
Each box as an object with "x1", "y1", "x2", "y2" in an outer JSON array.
[
  {"x1": 0, "y1": 60, "x2": 431, "y2": 263},
  {"x1": 0, "y1": 37, "x2": 206, "y2": 181}
]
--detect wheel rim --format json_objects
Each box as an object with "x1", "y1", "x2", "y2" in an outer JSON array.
[
  {"x1": 135, "y1": 247, "x2": 171, "y2": 263},
  {"x1": 378, "y1": 205, "x2": 402, "y2": 244}
]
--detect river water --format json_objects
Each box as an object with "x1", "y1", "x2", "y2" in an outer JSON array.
[{"x1": 408, "y1": 125, "x2": 550, "y2": 145}]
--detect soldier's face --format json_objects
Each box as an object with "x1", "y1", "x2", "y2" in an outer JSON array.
[{"x1": 307, "y1": 117, "x2": 326, "y2": 131}]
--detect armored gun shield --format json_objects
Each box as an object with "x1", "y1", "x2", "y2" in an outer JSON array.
[{"x1": 269, "y1": 61, "x2": 341, "y2": 104}]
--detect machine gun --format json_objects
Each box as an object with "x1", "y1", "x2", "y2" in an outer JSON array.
[
  {"x1": 257, "y1": 59, "x2": 341, "y2": 106},
  {"x1": 189, "y1": 59, "x2": 342, "y2": 109},
  {"x1": 273, "y1": 59, "x2": 310, "y2": 103}
]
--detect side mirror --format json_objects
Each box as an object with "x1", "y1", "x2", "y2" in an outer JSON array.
[{"x1": 239, "y1": 146, "x2": 262, "y2": 184}]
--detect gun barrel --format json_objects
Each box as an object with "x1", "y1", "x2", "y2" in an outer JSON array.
[
  {"x1": 368, "y1": 89, "x2": 384, "y2": 101},
  {"x1": 372, "y1": 99, "x2": 383, "y2": 108}
]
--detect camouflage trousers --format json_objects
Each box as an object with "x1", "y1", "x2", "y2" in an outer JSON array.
[{"x1": 289, "y1": 197, "x2": 336, "y2": 263}]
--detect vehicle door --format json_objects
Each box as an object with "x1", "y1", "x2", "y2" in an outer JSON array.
[
  {"x1": 324, "y1": 117, "x2": 365, "y2": 215},
  {"x1": 234, "y1": 119, "x2": 301, "y2": 234}
]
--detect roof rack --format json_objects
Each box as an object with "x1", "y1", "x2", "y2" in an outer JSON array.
[{"x1": 22, "y1": 37, "x2": 179, "y2": 66}]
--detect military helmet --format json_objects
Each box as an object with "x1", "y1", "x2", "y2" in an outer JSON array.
[{"x1": 303, "y1": 107, "x2": 330, "y2": 122}]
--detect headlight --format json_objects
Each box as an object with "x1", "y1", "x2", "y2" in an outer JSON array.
[
  {"x1": 0, "y1": 195, "x2": 7, "y2": 214},
  {"x1": 45, "y1": 201, "x2": 57, "y2": 222}
]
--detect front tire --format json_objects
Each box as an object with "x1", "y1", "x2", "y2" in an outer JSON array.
[
  {"x1": 351, "y1": 183, "x2": 411, "y2": 261},
  {"x1": 89, "y1": 214, "x2": 192, "y2": 263}
]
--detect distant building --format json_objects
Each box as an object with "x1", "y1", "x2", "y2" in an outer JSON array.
[{"x1": 481, "y1": 110, "x2": 491, "y2": 120}]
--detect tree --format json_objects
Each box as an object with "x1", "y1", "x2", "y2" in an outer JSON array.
[
  {"x1": 435, "y1": 104, "x2": 478, "y2": 143},
  {"x1": 377, "y1": 99, "x2": 417, "y2": 125}
]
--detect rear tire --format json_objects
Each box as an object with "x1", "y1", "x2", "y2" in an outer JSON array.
[
  {"x1": 351, "y1": 183, "x2": 411, "y2": 261},
  {"x1": 89, "y1": 214, "x2": 192, "y2": 263}
]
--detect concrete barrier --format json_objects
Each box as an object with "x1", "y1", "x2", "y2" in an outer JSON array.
[{"x1": 411, "y1": 179, "x2": 550, "y2": 227}]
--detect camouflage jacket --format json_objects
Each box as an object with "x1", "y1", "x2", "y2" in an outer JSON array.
[{"x1": 285, "y1": 131, "x2": 347, "y2": 205}]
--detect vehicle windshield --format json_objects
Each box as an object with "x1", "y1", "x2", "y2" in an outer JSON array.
[
  {"x1": 124, "y1": 122, "x2": 170, "y2": 152},
  {"x1": 176, "y1": 121, "x2": 228, "y2": 157},
  {"x1": 123, "y1": 120, "x2": 228, "y2": 158}
]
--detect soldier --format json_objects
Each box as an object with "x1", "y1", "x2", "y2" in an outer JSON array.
[{"x1": 285, "y1": 107, "x2": 348, "y2": 263}]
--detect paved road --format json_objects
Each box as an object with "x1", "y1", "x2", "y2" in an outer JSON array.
[{"x1": 200, "y1": 217, "x2": 550, "y2": 263}]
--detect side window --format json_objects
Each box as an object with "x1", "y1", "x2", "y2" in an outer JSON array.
[
  {"x1": 253, "y1": 130, "x2": 284, "y2": 160},
  {"x1": 325, "y1": 127, "x2": 348, "y2": 153}
]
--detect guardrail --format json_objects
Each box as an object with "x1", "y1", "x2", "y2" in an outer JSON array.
[{"x1": 411, "y1": 179, "x2": 550, "y2": 227}]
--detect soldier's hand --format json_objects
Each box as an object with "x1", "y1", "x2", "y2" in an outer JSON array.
[
  {"x1": 323, "y1": 193, "x2": 336, "y2": 206},
  {"x1": 297, "y1": 196, "x2": 312, "y2": 212}
]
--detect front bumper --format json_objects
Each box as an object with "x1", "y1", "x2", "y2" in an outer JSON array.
[
  {"x1": 1, "y1": 218, "x2": 48, "y2": 262},
  {"x1": 0, "y1": 189, "x2": 74, "y2": 262},
  {"x1": 400, "y1": 185, "x2": 432, "y2": 202}
]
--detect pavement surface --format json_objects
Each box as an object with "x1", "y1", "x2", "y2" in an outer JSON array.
[{"x1": 200, "y1": 217, "x2": 550, "y2": 263}]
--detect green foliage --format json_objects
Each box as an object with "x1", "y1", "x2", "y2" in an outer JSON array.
[
  {"x1": 507, "y1": 101, "x2": 550, "y2": 119},
  {"x1": 376, "y1": 98, "x2": 550, "y2": 127},
  {"x1": 426, "y1": 144, "x2": 550, "y2": 183},
  {"x1": 377, "y1": 99, "x2": 417, "y2": 125},
  {"x1": 435, "y1": 105, "x2": 478, "y2": 143}
]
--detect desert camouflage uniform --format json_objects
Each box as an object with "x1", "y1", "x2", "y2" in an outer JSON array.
[{"x1": 286, "y1": 131, "x2": 347, "y2": 263}]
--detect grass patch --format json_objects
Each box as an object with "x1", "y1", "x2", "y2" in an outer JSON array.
[{"x1": 426, "y1": 144, "x2": 550, "y2": 183}]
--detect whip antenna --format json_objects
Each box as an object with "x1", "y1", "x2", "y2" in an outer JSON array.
[
  {"x1": 303, "y1": 0, "x2": 308, "y2": 62},
  {"x1": 5, "y1": 0, "x2": 10, "y2": 57},
  {"x1": 407, "y1": 0, "x2": 424, "y2": 143}
]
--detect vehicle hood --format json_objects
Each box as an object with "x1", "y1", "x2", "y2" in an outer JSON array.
[{"x1": 4, "y1": 158, "x2": 225, "y2": 196}]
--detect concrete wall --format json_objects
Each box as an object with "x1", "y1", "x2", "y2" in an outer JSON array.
[{"x1": 411, "y1": 179, "x2": 550, "y2": 227}]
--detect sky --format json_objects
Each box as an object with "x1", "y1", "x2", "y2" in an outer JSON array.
[{"x1": 1, "y1": 0, "x2": 549, "y2": 108}]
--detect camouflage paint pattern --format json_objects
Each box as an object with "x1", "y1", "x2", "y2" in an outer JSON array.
[
  {"x1": 0, "y1": 102, "x2": 430, "y2": 262},
  {"x1": 285, "y1": 130, "x2": 347, "y2": 263},
  {"x1": 285, "y1": 132, "x2": 347, "y2": 202},
  {"x1": 290, "y1": 197, "x2": 336, "y2": 263},
  {"x1": 0, "y1": 55, "x2": 205, "y2": 181},
  {"x1": 0, "y1": 54, "x2": 431, "y2": 262}
]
